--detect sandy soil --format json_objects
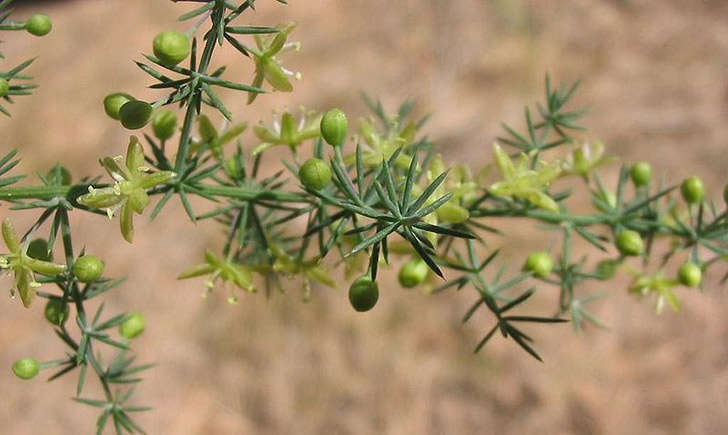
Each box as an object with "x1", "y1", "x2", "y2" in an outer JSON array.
[{"x1": 2, "y1": 0, "x2": 728, "y2": 434}]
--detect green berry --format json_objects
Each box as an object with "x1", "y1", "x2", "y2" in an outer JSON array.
[
  {"x1": 681, "y1": 176, "x2": 705, "y2": 204},
  {"x1": 595, "y1": 259, "x2": 620, "y2": 280},
  {"x1": 0, "y1": 78, "x2": 9, "y2": 98},
  {"x1": 678, "y1": 262, "x2": 702, "y2": 288},
  {"x1": 12, "y1": 358, "x2": 40, "y2": 380},
  {"x1": 299, "y1": 158, "x2": 332, "y2": 190},
  {"x1": 27, "y1": 238, "x2": 52, "y2": 262},
  {"x1": 524, "y1": 251, "x2": 553, "y2": 278},
  {"x1": 152, "y1": 109, "x2": 178, "y2": 141},
  {"x1": 616, "y1": 230, "x2": 644, "y2": 257},
  {"x1": 119, "y1": 100, "x2": 153, "y2": 130},
  {"x1": 44, "y1": 298, "x2": 69, "y2": 326},
  {"x1": 398, "y1": 259, "x2": 428, "y2": 288},
  {"x1": 630, "y1": 162, "x2": 651, "y2": 187},
  {"x1": 103, "y1": 93, "x2": 135, "y2": 120},
  {"x1": 46, "y1": 165, "x2": 71, "y2": 186},
  {"x1": 349, "y1": 276, "x2": 379, "y2": 312},
  {"x1": 320, "y1": 108, "x2": 348, "y2": 147},
  {"x1": 25, "y1": 14, "x2": 52, "y2": 37},
  {"x1": 119, "y1": 312, "x2": 146, "y2": 339},
  {"x1": 153, "y1": 31, "x2": 190, "y2": 67},
  {"x1": 73, "y1": 255, "x2": 104, "y2": 283}
]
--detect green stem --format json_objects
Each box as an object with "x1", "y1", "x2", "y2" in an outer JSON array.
[
  {"x1": 194, "y1": 183, "x2": 310, "y2": 203},
  {"x1": 0, "y1": 185, "x2": 70, "y2": 200}
]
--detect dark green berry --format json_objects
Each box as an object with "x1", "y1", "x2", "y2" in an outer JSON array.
[
  {"x1": 681, "y1": 176, "x2": 705, "y2": 204},
  {"x1": 320, "y1": 108, "x2": 348, "y2": 147},
  {"x1": 299, "y1": 158, "x2": 332, "y2": 190},
  {"x1": 152, "y1": 109, "x2": 178, "y2": 141},
  {"x1": 0, "y1": 78, "x2": 9, "y2": 98},
  {"x1": 677, "y1": 262, "x2": 702, "y2": 288},
  {"x1": 524, "y1": 251, "x2": 553, "y2": 278},
  {"x1": 616, "y1": 230, "x2": 644, "y2": 257},
  {"x1": 349, "y1": 276, "x2": 379, "y2": 312},
  {"x1": 44, "y1": 298, "x2": 69, "y2": 326},
  {"x1": 103, "y1": 93, "x2": 135, "y2": 120},
  {"x1": 27, "y1": 238, "x2": 52, "y2": 262},
  {"x1": 398, "y1": 259, "x2": 428, "y2": 288},
  {"x1": 119, "y1": 100, "x2": 153, "y2": 130},
  {"x1": 630, "y1": 162, "x2": 651, "y2": 187},
  {"x1": 25, "y1": 14, "x2": 52, "y2": 37},
  {"x1": 119, "y1": 312, "x2": 146, "y2": 339},
  {"x1": 12, "y1": 358, "x2": 40, "y2": 380},
  {"x1": 73, "y1": 255, "x2": 104, "y2": 283},
  {"x1": 153, "y1": 31, "x2": 190, "y2": 67}
]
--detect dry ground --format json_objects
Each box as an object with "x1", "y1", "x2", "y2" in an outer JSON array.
[{"x1": 2, "y1": 0, "x2": 728, "y2": 434}]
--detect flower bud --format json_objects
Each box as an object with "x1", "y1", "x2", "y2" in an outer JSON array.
[
  {"x1": 677, "y1": 262, "x2": 702, "y2": 288},
  {"x1": 524, "y1": 251, "x2": 553, "y2": 278},
  {"x1": 12, "y1": 358, "x2": 40, "y2": 380},
  {"x1": 299, "y1": 158, "x2": 332, "y2": 190},
  {"x1": 630, "y1": 162, "x2": 651, "y2": 187},
  {"x1": 25, "y1": 14, "x2": 52, "y2": 37},
  {"x1": 435, "y1": 201, "x2": 470, "y2": 224},
  {"x1": 103, "y1": 93, "x2": 134, "y2": 121},
  {"x1": 153, "y1": 31, "x2": 190, "y2": 67},
  {"x1": 73, "y1": 255, "x2": 104, "y2": 283},
  {"x1": 152, "y1": 109, "x2": 178, "y2": 141},
  {"x1": 398, "y1": 259, "x2": 428, "y2": 288},
  {"x1": 0, "y1": 78, "x2": 9, "y2": 98},
  {"x1": 616, "y1": 230, "x2": 644, "y2": 257},
  {"x1": 349, "y1": 276, "x2": 379, "y2": 312},
  {"x1": 119, "y1": 312, "x2": 146, "y2": 339},
  {"x1": 681, "y1": 176, "x2": 705, "y2": 204},
  {"x1": 44, "y1": 298, "x2": 69, "y2": 326},
  {"x1": 320, "y1": 108, "x2": 348, "y2": 147},
  {"x1": 119, "y1": 100, "x2": 153, "y2": 130},
  {"x1": 224, "y1": 156, "x2": 241, "y2": 179}
]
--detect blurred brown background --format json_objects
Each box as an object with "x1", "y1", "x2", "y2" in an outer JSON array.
[{"x1": 2, "y1": 0, "x2": 728, "y2": 434}]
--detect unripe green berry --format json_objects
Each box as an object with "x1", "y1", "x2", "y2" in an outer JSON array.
[
  {"x1": 398, "y1": 259, "x2": 428, "y2": 288},
  {"x1": 299, "y1": 158, "x2": 332, "y2": 190},
  {"x1": 320, "y1": 108, "x2": 348, "y2": 147},
  {"x1": 152, "y1": 109, "x2": 178, "y2": 141},
  {"x1": 678, "y1": 262, "x2": 702, "y2": 288},
  {"x1": 524, "y1": 251, "x2": 553, "y2": 278},
  {"x1": 12, "y1": 358, "x2": 40, "y2": 380},
  {"x1": 681, "y1": 176, "x2": 705, "y2": 204},
  {"x1": 119, "y1": 312, "x2": 146, "y2": 339},
  {"x1": 349, "y1": 276, "x2": 379, "y2": 312},
  {"x1": 46, "y1": 165, "x2": 71, "y2": 186},
  {"x1": 0, "y1": 78, "x2": 9, "y2": 98},
  {"x1": 73, "y1": 255, "x2": 104, "y2": 283},
  {"x1": 44, "y1": 298, "x2": 69, "y2": 326},
  {"x1": 616, "y1": 230, "x2": 644, "y2": 257},
  {"x1": 630, "y1": 162, "x2": 651, "y2": 187},
  {"x1": 119, "y1": 100, "x2": 153, "y2": 130},
  {"x1": 27, "y1": 238, "x2": 52, "y2": 262},
  {"x1": 103, "y1": 93, "x2": 134, "y2": 121},
  {"x1": 153, "y1": 31, "x2": 190, "y2": 67},
  {"x1": 595, "y1": 259, "x2": 620, "y2": 280},
  {"x1": 25, "y1": 14, "x2": 52, "y2": 37}
]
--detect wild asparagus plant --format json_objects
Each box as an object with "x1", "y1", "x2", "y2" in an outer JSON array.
[{"x1": 2, "y1": 0, "x2": 727, "y2": 433}]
